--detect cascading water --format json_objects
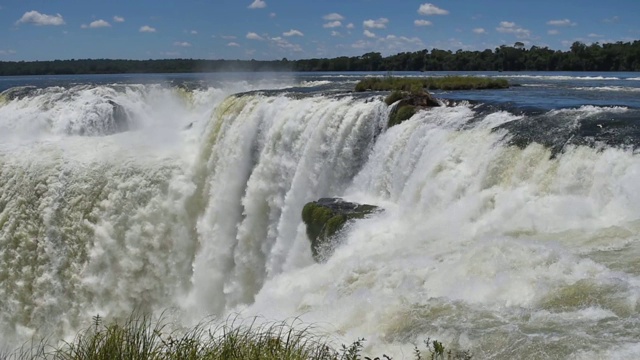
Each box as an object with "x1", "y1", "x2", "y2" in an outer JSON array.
[{"x1": 2, "y1": 76, "x2": 640, "y2": 359}]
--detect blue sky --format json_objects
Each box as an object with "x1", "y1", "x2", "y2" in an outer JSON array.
[{"x1": 0, "y1": 0, "x2": 638, "y2": 61}]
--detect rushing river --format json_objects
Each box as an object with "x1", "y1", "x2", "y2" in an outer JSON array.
[{"x1": 1, "y1": 71, "x2": 640, "y2": 359}]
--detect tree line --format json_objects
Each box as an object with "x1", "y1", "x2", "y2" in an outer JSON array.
[{"x1": 1, "y1": 40, "x2": 639, "y2": 76}]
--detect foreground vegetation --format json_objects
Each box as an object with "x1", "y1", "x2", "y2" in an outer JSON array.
[
  {"x1": 2, "y1": 313, "x2": 471, "y2": 360},
  {"x1": 0, "y1": 39, "x2": 639, "y2": 75}
]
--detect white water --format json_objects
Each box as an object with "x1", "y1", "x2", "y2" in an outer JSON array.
[{"x1": 2, "y1": 84, "x2": 640, "y2": 359}]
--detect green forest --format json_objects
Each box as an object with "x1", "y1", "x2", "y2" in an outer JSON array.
[{"x1": 1, "y1": 40, "x2": 639, "y2": 76}]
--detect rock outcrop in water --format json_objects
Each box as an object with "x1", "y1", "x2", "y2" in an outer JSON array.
[
  {"x1": 72, "y1": 100, "x2": 130, "y2": 136},
  {"x1": 107, "y1": 100, "x2": 130, "y2": 134},
  {"x1": 386, "y1": 91, "x2": 440, "y2": 128},
  {"x1": 301, "y1": 198, "x2": 379, "y2": 262},
  {"x1": 1, "y1": 86, "x2": 38, "y2": 101}
]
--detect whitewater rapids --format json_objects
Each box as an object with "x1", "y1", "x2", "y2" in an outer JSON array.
[{"x1": 1, "y1": 82, "x2": 640, "y2": 359}]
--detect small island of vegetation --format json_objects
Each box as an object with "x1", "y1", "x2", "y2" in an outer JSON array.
[
  {"x1": 354, "y1": 76, "x2": 509, "y2": 127},
  {"x1": 355, "y1": 75, "x2": 509, "y2": 92}
]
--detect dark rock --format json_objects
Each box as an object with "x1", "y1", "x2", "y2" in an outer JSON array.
[
  {"x1": 407, "y1": 91, "x2": 440, "y2": 108},
  {"x1": 301, "y1": 198, "x2": 380, "y2": 262},
  {"x1": 1, "y1": 86, "x2": 38, "y2": 101},
  {"x1": 386, "y1": 91, "x2": 440, "y2": 128},
  {"x1": 107, "y1": 100, "x2": 129, "y2": 134}
]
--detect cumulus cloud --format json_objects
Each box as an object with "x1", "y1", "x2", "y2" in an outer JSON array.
[
  {"x1": 16, "y1": 10, "x2": 65, "y2": 26},
  {"x1": 473, "y1": 28, "x2": 486, "y2": 34},
  {"x1": 246, "y1": 32, "x2": 264, "y2": 40},
  {"x1": 363, "y1": 18, "x2": 389, "y2": 29},
  {"x1": 351, "y1": 34, "x2": 424, "y2": 54},
  {"x1": 547, "y1": 19, "x2": 576, "y2": 26},
  {"x1": 346, "y1": 23, "x2": 355, "y2": 29},
  {"x1": 86, "y1": 19, "x2": 111, "y2": 28},
  {"x1": 227, "y1": 42, "x2": 240, "y2": 47},
  {"x1": 248, "y1": 0, "x2": 266, "y2": 9},
  {"x1": 113, "y1": 16, "x2": 125, "y2": 23},
  {"x1": 603, "y1": 16, "x2": 619, "y2": 23},
  {"x1": 323, "y1": 21, "x2": 342, "y2": 28},
  {"x1": 283, "y1": 29, "x2": 304, "y2": 37},
  {"x1": 173, "y1": 41, "x2": 192, "y2": 47},
  {"x1": 323, "y1": 13, "x2": 344, "y2": 21},
  {"x1": 139, "y1": 25, "x2": 156, "y2": 33},
  {"x1": 364, "y1": 30, "x2": 376, "y2": 38},
  {"x1": 496, "y1": 21, "x2": 531, "y2": 39},
  {"x1": 548, "y1": 29, "x2": 559, "y2": 35},
  {"x1": 270, "y1": 36, "x2": 303, "y2": 52},
  {"x1": 331, "y1": 31, "x2": 341, "y2": 37},
  {"x1": 414, "y1": 19, "x2": 432, "y2": 27},
  {"x1": 418, "y1": 3, "x2": 449, "y2": 16}
]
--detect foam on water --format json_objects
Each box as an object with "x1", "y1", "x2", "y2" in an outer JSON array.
[
  {"x1": 505, "y1": 75, "x2": 621, "y2": 81},
  {"x1": 573, "y1": 86, "x2": 640, "y2": 92}
]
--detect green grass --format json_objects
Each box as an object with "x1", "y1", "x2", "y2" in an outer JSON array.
[
  {"x1": 389, "y1": 105, "x2": 417, "y2": 128},
  {"x1": 2, "y1": 313, "x2": 471, "y2": 360},
  {"x1": 355, "y1": 76, "x2": 509, "y2": 92},
  {"x1": 384, "y1": 90, "x2": 405, "y2": 106}
]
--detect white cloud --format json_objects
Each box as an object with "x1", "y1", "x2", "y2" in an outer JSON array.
[
  {"x1": 331, "y1": 31, "x2": 341, "y2": 37},
  {"x1": 113, "y1": 16, "x2": 125, "y2": 23},
  {"x1": 351, "y1": 34, "x2": 424, "y2": 54},
  {"x1": 351, "y1": 40, "x2": 369, "y2": 49},
  {"x1": 0, "y1": 50, "x2": 17, "y2": 55},
  {"x1": 496, "y1": 21, "x2": 531, "y2": 39},
  {"x1": 323, "y1": 21, "x2": 342, "y2": 28},
  {"x1": 588, "y1": 33, "x2": 604, "y2": 38},
  {"x1": 16, "y1": 10, "x2": 65, "y2": 26},
  {"x1": 248, "y1": 0, "x2": 266, "y2": 9},
  {"x1": 346, "y1": 23, "x2": 355, "y2": 29},
  {"x1": 173, "y1": 41, "x2": 192, "y2": 47},
  {"x1": 603, "y1": 16, "x2": 619, "y2": 23},
  {"x1": 364, "y1": 30, "x2": 376, "y2": 38},
  {"x1": 418, "y1": 3, "x2": 449, "y2": 16},
  {"x1": 139, "y1": 25, "x2": 156, "y2": 33},
  {"x1": 547, "y1": 19, "x2": 576, "y2": 26},
  {"x1": 87, "y1": 19, "x2": 111, "y2": 28},
  {"x1": 246, "y1": 32, "x2": 264, "y2": 40},
  {"x1": 270, "y1": 36, "x2": 303, "y2": 52},
  {"x1": 548, "y1": 29, "x2": 559, "y2": 35},
  {"x1": 190, "y1": 30, "x2": 198, "y2": 35},
  {"x1": 269, "y1": 12, "x2": 276, "y2": 18},
  {"x1": 283, "y1": 29, "x2": 304, "y2": 37},
  {"x1": 323, "y1": 13, "x2": 344, "y2": 21},
  {"x1": 473, "y1": 28, "x2": 486, "y2": 34},
  {"x1": 363, "y1": 18, "x2": 389, "y2": 29},
  {"x1": 414, "y1": 19, "x2": 432, "y2": 27},
  {"x1": 227, "y1": 42, "x2": 240, "y2": 47}
]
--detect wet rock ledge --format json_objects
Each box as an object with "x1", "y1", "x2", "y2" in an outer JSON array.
[{"x1": 301, "y1": 198, "x2": 379, "y2": 262}]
